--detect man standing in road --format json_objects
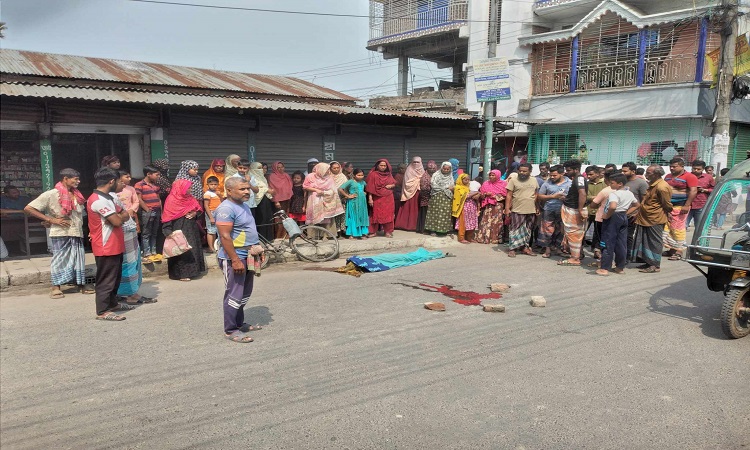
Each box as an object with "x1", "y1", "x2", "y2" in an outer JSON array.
[
  {"x1": 663, "y1": 158, "x2": 698, "y2": 260},
  {"x1": 585, "y1": 165, "x2": 605, "y2": 259},
  {"x1": 557, "y1": 160, "x2": 587, "y2": 267},
  {"x1": 687, "y1": 160, "x2": 715, "y2": 230},
  {"x1": 88, "y1": 167, "x2": 131, "y2": 321},
  {"x1": 632, "y1": 165, "x2": 673, "y2": 273},
  {"x1": 535, "y1": 162, "x2": 550, "y2": 187},
  {"x1": 505, "y1": 163, "x2": 538, "y2": 257},
  {"x1": 536, "y1": 165, "x2": 570, "y2": 258},
  {"x1": 621, "y1": 161, "x2": 649, "y2": 252},
  {"x1": 24, "y1": 169, "x2": 94, "y2": 299},
  {"x1": 214, "y1": 176, "x2": 262, "y2": 344}
]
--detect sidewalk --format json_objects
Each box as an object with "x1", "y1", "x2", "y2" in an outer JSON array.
[{"x1": 0, "y1": 231, "x2": 459, "y2": 291}]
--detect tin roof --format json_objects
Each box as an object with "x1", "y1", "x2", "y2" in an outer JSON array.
[
  {"x1": 0, "y1": 81, "x2": 476, "y2": 121},
  {"x1": 0, "y1": 48, "x2": 359, "y2": 102}
]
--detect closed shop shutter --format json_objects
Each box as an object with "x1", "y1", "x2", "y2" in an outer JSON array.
[
  {"x1": 335, "y1": 132, "x2": 406, "y2": 171},
  {"x1": 729, "y1": 123, "x2": 750, "y2": 167},
  {"x1": 0, "y1": 99, "x2": 44, "y2": 124},
  {"x1": 49, "y1": 102, "x2": 159, "y2": 127},
  {"x1": 168, "y1": 124, "x2": 248, "y2": 175},
  {"x1": 407, "y1": 135, "x2": 471, "y2": 170},
  {"x1": 255, "y1": 127, "x2": 323, "y2": 174}
]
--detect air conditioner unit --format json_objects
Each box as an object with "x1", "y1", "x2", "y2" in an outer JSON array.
[{"x1": 518, "y1": 99, "x2": 531, "y2": 112}]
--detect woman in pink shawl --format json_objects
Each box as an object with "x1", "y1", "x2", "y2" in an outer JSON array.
[
  {"x1": 161, "y1": 179, "x2": 206, "y2": 281},
  {"x1": 475, "y1": 169, "x2": 507, "y2": 245},
  {"x1": 394, "y1": 156, "x2": 425, "y2": 231},
  {"x1": 302, "y1": 162, "x2": 344, "y2": 233},
  {"x1": 268, "y1": 161, "x2": 294, "y2": 238},
  {"x1": 365, "y1": 159, "x2": 397, "y2": 238}
]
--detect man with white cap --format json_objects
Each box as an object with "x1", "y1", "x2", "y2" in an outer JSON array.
[{"x1": 304, "y1": 158, "x2": 319, "y2": 176}]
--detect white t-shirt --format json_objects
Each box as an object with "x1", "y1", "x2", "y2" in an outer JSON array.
[
  {"x1": 26, "y1": 189, "x2": 84, "y2": 238},
  {"x1": 606, "y1": 189, "x2": 637, "y2": 213}
]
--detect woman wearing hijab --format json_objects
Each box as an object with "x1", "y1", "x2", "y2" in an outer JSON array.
[
  {"x1": 152, "y1": 158, "x2": 172, "y2": 199},
  {"x1": 175, "y1": 160, "x2": 203, "y2": 202},
  {"x1": 417, "y1": 160, "x2": 437, "y2": 233},
  {"x1": 394, "y1": 156, "x2": 425, "y2": 231},
  {"x1": 268, "y1": 161, "x2": 294, "y2": 238},
  {"x1": 302, "y1": 162, "x2": 344, "y2": 233},
  {"x1": 392, "y1": 163, "x2": 407, "y2": 217},
  {"x1": 452, "y1": 174, "x2": 481, "y2": 244},
  {"x1": 475, "y1": 169, "x2": 507, "y2": 245},
  {"x1": 248, "y1": 162, "x2": 275, "y2": 242},
  {"x1": 161, "y1": 179, "x2": 206, "y2": 281},
  {"x1": 449, "y1": 158, "x2": 461, "y2": 181},
  {"x1": 365, "y1": 159, "x2": 397, "y2": 238},
  {"x1": 424, "y1": 162, "x2": 454, "y2": 235},
  {"x1": 202, "y1": 159, "x2": 226, "y2": 199},
  {"x1": 224, "y1": 154, "x2": 241, "y2": 178},
  {"x1": 329, "y1": 161, "x2": 349, "y2": 237}
]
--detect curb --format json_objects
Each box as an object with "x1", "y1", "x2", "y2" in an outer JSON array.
[{"x1": 1, "y1": 235, "x2": 459, "y2": 290}]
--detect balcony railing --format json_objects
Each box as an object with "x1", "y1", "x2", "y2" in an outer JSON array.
[
  {"x1": 576, "y1": 60, "x2": 639, "y2": 91},
  {"x1": 368, "y1": 0, "x2": 468, "y2": 43},
  {"x1": 533, "y1": 68, "x2": 572, "y2": 96},
  {"x1": 533, "y1": 55, "x2": 701, "y2": 96}
]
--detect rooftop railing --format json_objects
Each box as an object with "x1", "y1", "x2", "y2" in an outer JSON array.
[{"x1": 368, "y1": 0, "x2": 468, "y2": 43}]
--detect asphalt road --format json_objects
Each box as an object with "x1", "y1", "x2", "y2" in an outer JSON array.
[{"x1": 1, "y1": 244, "x2": 748, "y2": 449}]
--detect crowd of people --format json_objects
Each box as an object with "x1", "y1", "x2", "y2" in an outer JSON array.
[{"x1": 9, "y1": 151, "x2": 728, "y2": 340}]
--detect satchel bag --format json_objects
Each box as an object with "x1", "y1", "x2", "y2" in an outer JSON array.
[{"x1": 163, "y1": 230, "x2": 192, "y2": 258}]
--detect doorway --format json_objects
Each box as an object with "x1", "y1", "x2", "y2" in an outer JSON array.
[{"x1": 51, "y1": 134, "x2": 130, "y2": 196}]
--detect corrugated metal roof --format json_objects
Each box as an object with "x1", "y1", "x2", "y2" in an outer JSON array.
[
  {"x1": 0, "y1": 81, "x2": 476, "y2": 121},
  {"x1": 0, "y1": 48, "x2": 359, "y2": 102}
]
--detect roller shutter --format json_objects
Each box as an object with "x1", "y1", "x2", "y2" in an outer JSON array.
[
  {"x1": 255, "y1": 127, "x2": 323, "y2": 174},
  {"x1": 168, "y1": 114, "x2": 249, "y2": 174},
  {"x1": 407, "y1": 134, "x2": 471, "y2": 170},
  {"x1": 335, "y1": 132, "x2": 406, "y2": 171}
]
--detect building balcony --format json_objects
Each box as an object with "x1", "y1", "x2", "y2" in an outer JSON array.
[
  {"x1": 367, "y1": 0, "x2": 468, "y2": 48},
  {"x1": 533, "y1": 52, "x2": 707, "y2": 96},
  {"x1": 532, "y1": 0, "x2": 600, "y2": 20}
]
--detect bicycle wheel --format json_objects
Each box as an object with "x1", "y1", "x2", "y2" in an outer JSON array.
[{"x1": 291, "y1": 225, "x2": 340, "y2": 262}]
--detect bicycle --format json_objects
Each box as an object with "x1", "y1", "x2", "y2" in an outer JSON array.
[{"x1": 215, "y1": 210, "x2": 339, "y2": 269}]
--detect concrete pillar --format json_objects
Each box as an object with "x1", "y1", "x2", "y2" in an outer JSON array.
[
  {"x1": 128, "y1": 134, "x2": 144, "y2": 177},
  {"x1": 397, "y1": 56, "x2": 409, "y2": 96},
  {"x1": 150, "y1": 127, "x2": 167, "y2": 161}
]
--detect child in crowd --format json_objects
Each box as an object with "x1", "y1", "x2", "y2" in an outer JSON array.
[
  {"x1": 135, "y1": 165, "x2": 163, "y2": 263},
  {"x1": 232, "y1": 159, "x2": 259, "y2": 210},
  {"x1": 288, "y1": 170, "x2": 307, "y2": 225},
  {"x1": 596, "y1": 173, "x2": 639, "y2": 276},
  {"x1": 338, "y1": 169, "x2": 369, "y2": 239},
  {"x1": 203, "y1": 175, "x2": 222, "y2": 252}
]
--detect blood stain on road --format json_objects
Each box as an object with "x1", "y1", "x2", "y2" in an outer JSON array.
[{"x1": 393, "y1": 282, "x2": 501, "y2": 306}]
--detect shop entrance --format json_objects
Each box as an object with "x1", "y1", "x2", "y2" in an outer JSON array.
[{"x1": 52, "y1": 134, "x2": 131, "y2": 196}]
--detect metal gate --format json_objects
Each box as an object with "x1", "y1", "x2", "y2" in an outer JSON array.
[
  {"x1": 168, "y1": 113, "x2": 252, "y2": 174},
  {"x1": 255, "y1": 127, "x2": 324, "y2": 174},
  {"x1": 407, "y1": 134, "x2": 471, "y2": 169},
  {"x1": 335, "y1": 132, "x2": 406, "y2": 171}
]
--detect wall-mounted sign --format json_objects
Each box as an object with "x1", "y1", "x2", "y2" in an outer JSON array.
[
  {"x1": 39, "y1": 139, "x2": 53, "y2": 191},
  {"x1": 474, "y1": 57, "x2": 511, "y2": 102}
]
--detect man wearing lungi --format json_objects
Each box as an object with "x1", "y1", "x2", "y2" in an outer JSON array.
[
  {"x1": 632, "y1": 165, "x2": 673, "y2": 273},
  {"x1": 663, "y1": 158, "x2": 698, "y2": 260},
  {"x1": 214, "y1": 176, "x2": 262, "y2": 344},
  {"x1": 558, "y1": 160, "x2": 587, "y2": 267},
  {"x1": 504, "y1": 163, "x2": 539, "y2": 257},
  {"x1": 24, "y1": 168, "x2": 94, "y2": 299}
]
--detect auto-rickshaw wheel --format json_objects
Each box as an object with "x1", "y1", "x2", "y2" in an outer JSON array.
[{"x1": 721, "y1": 286, "x2": 750, "y2": 339}]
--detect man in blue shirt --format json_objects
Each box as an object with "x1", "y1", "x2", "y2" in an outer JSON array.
[
  {"x1": 215, "y1": 176, "x2": 262, "y2": 343},
  {"x1": 536, "y1": 165, "x2": 570, "y2": 258},
  {"x1": 0, "y1": 185, "x2": 31, "y2": 216}
]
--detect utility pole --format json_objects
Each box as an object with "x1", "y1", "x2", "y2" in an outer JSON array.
[
  {"x1": 711, "y1": 0, "x2": 738, "y2": 171},
  {"x1": 483, "y1": 0, "x2": 499, "y2": 174}
]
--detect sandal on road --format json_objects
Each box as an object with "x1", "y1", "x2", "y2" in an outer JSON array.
[
  {"x1": 49, "y1": 288, "x2": 65, "y2": 299},
  {"x1": 522, "y1": 249, "x2": 537, "y2": 257},
  {"x1": 507, "y1": 250, "x2": 517, "y2": 258},
  {"x1": 111, "y1": 303, "x2": 137, "y2": 311},
  {"x1": 126, "y1": 296, "x2": 157, "y2": 305},
  {"x1": 241, "y1": 323, "x2": 263, "y2": 332},
  {"x1": 225, "y1": 331, "x2": 253, "y2": 343},
  {"x1": 557, "y1": 259, "x2": 581, "y2": 266},
  {"x1": 79, "y1": 285, "x2": 95, "y2": 295},
  {"x1": 639, "y1": 266, "x2": 661, "y2": 273},
  {"x1": 595, "y1": 269, "x2": 610, "y2": 276},
  {"x1": 96, "y1": 312, "x2": 126, "y2": 321}
]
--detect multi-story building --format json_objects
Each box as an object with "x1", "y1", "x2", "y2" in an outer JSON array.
[{"x1": 367, "y1": 0, "x2": 750, "y2": 168}]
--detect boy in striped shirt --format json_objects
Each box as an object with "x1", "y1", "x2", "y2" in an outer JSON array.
[{"x1": 135, "y1": 165, "x2": 163, "y2": 263}]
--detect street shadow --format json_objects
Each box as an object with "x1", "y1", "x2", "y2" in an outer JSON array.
[
  {"x1": 647, "y1": 274, "x2": 727, "y2": 340},
  {"x1": 139, "y1": 280, "x2": 162, "y2": 301},
  {"x1": 245, "y1": 305, "x2": 273, "y2": 326}
]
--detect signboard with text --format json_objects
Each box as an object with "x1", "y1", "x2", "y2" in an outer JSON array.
[
  {"x1": 474, "y1": 57, "x2": 511, "y2": 102},
  {"x1": 39, "y1": 139, "x2": 53, "y2": 191}
]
